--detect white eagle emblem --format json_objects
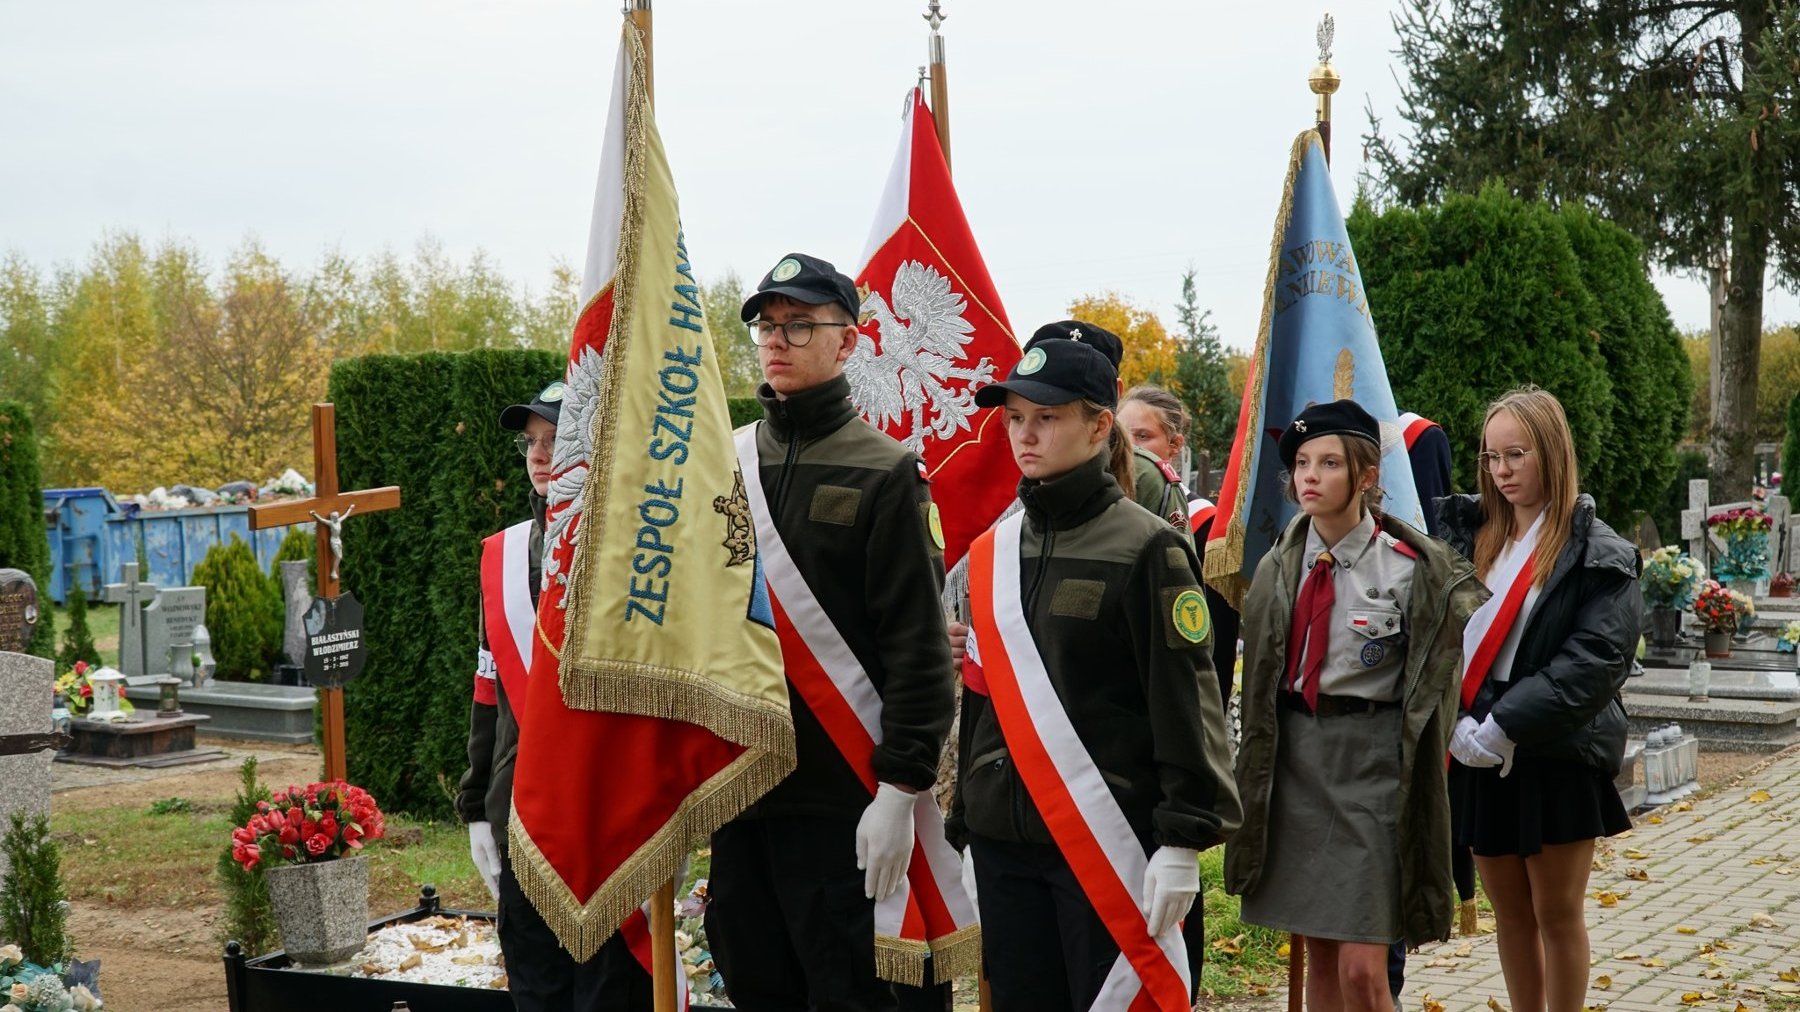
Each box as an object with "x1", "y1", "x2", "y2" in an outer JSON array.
[
  {"x1": 847, "y1": 260, "x2": 996, "y2": 453},
  {"x1": 542, "y1": 344, "x2": 604, "y2": 596}
]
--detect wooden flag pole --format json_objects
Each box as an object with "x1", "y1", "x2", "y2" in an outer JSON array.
[
  {"x1": 624, "y1": 4, "x2": 678, "y2": 1010},
  {"x1": 925, "y1": 0, "x2": 951, "y2": 172}
]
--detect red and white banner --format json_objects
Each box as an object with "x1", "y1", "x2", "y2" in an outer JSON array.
[
  {"x1": 733, "y1": 425, "x2": 980, "y2": 984},
  {"x1": 850, "y1": 88, "x2": 1020, "y2": 566},
  {"x1": 1459, "y1": 513, "x2": 1545, "y2": 709},
  {"x1": 967, "y1": 515, "x2": 1192, "y2": 1011},
  {"x1": 1187, "y1": 497, "x2": 1217, "y2": 536}
]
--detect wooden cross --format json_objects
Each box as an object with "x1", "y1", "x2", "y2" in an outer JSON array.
[{"x1": 250, "y1": 403, "x2": 401, "y2": 782}]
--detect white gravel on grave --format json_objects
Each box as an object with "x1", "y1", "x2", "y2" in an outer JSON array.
[{"x1": 347, "y1": 915, "x2": 507, "y2": 990}]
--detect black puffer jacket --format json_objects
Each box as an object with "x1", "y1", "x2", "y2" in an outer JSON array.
[{"x1": 1435, "y1": 494, "x2": 1641, "y2": 776}]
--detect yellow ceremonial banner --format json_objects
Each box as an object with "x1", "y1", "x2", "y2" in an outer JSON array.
[{"x1": 508, "y1": 22, "x2": 792, "y2": 957}]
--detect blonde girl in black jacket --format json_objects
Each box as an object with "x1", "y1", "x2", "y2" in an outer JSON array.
[{"x1": 1440, "y1": 387, "x2": 1638, "y2": 1012}]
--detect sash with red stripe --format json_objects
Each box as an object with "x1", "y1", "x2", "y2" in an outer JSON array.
[
  {"x1": 479, "y1": 520, "x2": 536, "y2": 708},
  {"x1": 1187, "y1": 497, "x2": 1217, "y2": 536},
  {"x1": 1458, "y1": 513, "x2": 1545, "y2": 710},
  {"x1": 1398, "y1": 412, "x2": 1439, "y2": 452},
  {"x1": 733, "y1": 425, "x2": 980, "y2": 985},
  {"x1": 482, "y1": 518, "x2": 682, "y2": 1003},
  {"x1": 966, "y1": 514, "x2": 1192, "y2": 1012}
]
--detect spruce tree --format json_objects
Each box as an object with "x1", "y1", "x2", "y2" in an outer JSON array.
[
  {"x1": 192, "y1": 535, "x2": 281, "y2": 681},
  {"x1": 0, "y1": 812, "x2": 72, "y2": 966},
  {"x1": 55, "y1": 584, "x2": 102, "y2": 670}
]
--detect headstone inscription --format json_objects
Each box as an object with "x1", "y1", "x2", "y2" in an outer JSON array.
[
  {"x1": 102, "y1": 563, "x2": 158, "y2": 678},
  {"x1": 0, "y1": 568, "x2": 40, "y2": 653},
  {"x1": 0, "y1": 650, "x2": 54, "y2": 883},
  {"x1": 143, "y1": 586, "x2": 207, "y2": 678}
]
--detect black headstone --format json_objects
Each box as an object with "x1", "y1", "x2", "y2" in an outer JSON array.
[
  {"x1": 0, "y1": 569, "x2": 39, "y2": 654},
  {"x1": 302, "y1": 592, "x2": 367, "y2": 688}
]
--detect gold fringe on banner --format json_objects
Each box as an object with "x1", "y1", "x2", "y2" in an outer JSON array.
[
  {"x1": 507, "y1": 739, "x2": 794, "y2": 962},
  {"x1": 926, "y1": 923, "x2": 984, "y2": 984},
  {"x1": 1203, "y1": 129, "x2": 1318, "y2": 612}
]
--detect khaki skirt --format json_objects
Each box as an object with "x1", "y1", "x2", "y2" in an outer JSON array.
[{"x1": 1240, "y1": 704, "x2": 1403, "y2": 944}]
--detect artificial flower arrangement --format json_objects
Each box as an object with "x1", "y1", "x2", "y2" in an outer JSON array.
[
  {"x1": 0, "y1": 945, "x2": 100, "y2": 1011},
  {"x1": 1707, "y1": 507, "x2": 1774, "y2": 581},
  {"x1": 1692, "y1": 579, "x2": 1755, "y2": 633},
  {"x1": 229, "y1": 781, "x2": 385, "y2": 873},
  {"x1": 1641, "y1": 546, "x2": 1706, "y2": 610},
  {"x1": 50, "y1": 663, "x2": 131, "y2": 720},
  {"x1": 1778, "y1": 620, "x2": 1800, "y2": 654}
]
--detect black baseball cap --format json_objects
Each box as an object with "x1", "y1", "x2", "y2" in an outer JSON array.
[
  {"x1": 1024, "y1": 320, "x2": 1124, "y2": 371},
  {"x1": 499, "y1": 381, "x2": 566, "y2": 431},
  {"x1": 1279, "y1": 399, "x2": 1381, "y2": 470},
  {"x1": 975, "y1": 338, "x2": 1118, "y2": 409},
  {"x1": 740, "y1": 252, "x2": 861, "y2": 323}
]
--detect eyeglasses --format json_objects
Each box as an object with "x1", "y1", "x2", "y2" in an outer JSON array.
[
  {"x1": 514, "y1": 433, "x2": 556, "y2": 456},
  {"x1": 1478, "y1": 448, "x2": 1534, "y2": 472},
  {"x1": 749, "y1": 317, "x2": 850, "y2": 348}
]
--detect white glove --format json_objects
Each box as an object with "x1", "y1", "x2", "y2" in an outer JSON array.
[
  {"x1": 856, "y1": 783, "x2": 917, "y2": 901},
  {"x1": 468, "y1": 821, "x2": 501, "y2": 899},
  {"x1": 1140, "y1": 846, "x2": 1200, "y2": 937},
  {"x1": 1449, "y1": 715, "x2": 1502, "y2": 769},
  {"x1": 960, "y1": 847, "x2": 979, "y2": 912},
  {"x1": 1473, "y1": 715, "x2": 1517, "y2": 778}
]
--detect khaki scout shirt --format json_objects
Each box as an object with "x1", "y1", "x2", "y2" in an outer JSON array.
[{"x1": 1300, "y1": 511, "x2": 1416, "y2": 701}]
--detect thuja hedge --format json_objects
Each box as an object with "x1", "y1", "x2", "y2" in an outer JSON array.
[
  {"x1": 0, "y1": 403, "x2": 54, "y2": 658},
  {"x1": 1348, "y1": 185, "x2": 1690, "y2": 528},
  {"x1": 329, "y1": 350, "x2": 562, "y2": 817}
]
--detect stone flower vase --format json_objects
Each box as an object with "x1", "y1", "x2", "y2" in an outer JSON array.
[
  {"x1": 1703, "y1": 629, "x2": 1733, "y2": 659},
  {"x1": 1649, "y1": 608, "x2": 1682, "y2": 649},
  {"x1": 264, "y1": 855, "x2": 369, "y2": 964}
]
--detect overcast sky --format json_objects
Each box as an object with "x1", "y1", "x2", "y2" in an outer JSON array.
[{"x1": 4, "y1": 0, "x2": 1793, "y2": 350}]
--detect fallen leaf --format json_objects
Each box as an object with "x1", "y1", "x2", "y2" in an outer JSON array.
[
  {"x1": 1595, "y1": 974, "x2": 1613, "y2": 989},
  {"x1": 1779, "y1": 967, "x2": 1800, "y2": 983},
  {"x1": 1626, "y1": 867, "x2": 1651, "y2": 881},
  {"x1": 1422, "y1": 998, "x2": 1445, "y2": 1012},
  {"x1": 1681, "y1": 994, "x2": 1704, "y2": 1005},
  {"x1": 1488, "y1": 999, "x2": 1510, "y2": 1012},
  {"x1": 1677, "y1": 926, "x2": 1699, "y2": 934},
  {"x1": 1594, "y1": 891, "x2": 1621, "y2": 907},
  {"x1": 1426, "y1": 957, "x2": 1461, "y2": 968},
  {"x1": 1689, "y1": 834, "x2": 1717, "y2": 844},
  {"x1": 1749, "y1": 789, "x2": 1773, "y2": 803},
  {"x1": 1750, "y1": 912, "x2": 1781, "y2": 929},
  {"x1": 1642, "y1": 957, "x2": 1667, "y2": 967},
  {"x1": 397, "y1": 952, "x2": 422, "y2": 971},
  {"x1": 1737, "y1": 1003, "x2": 1754, "y2": 1012},
  {"x1": 1674, "y1": 801, "x2": 1693, "y2": 812},
  {"x1": 1751, "y1": 856, "x2": 1773, "y2": 865},
  {"x1": 1777, "y1": 867, "x2": 1794, "y2": 875},
  {"x1": 1624, "y1": 848, "x2": 1651, "y2": 860},
  {"x1": 1705, "y1": 968, "x2": 1725, "y2": 979},
  {"x1": 1454, "y1": 942, "x2": 1473, "y2": 958},
  {"x1": 1616, "y1": 829, "x2": 1633, "y2": 838},
  {"x1": 1648, "y1": 815, "x2": 1665, "y2": 824},
  {"x1": 451, "y1": 953, "x2": 485, "y2": 965},
  {"x1": 1615, "y1": 951, "x2": 1643, "y2": 960},
  {"x1": 1276, "y1": 941, "x2": 1290, "y2": 958}
]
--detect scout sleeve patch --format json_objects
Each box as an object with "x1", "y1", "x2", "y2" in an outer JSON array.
[
  {"x1": 1163, "y1": 586, "x2": 1211, "y2": 648},
  {"x1": 920, "y1": 502, "x2": 946, "y2": 551}
]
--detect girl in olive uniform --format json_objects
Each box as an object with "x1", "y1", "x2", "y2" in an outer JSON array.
[
  {"x1": 1225, "y1": 400, "x2": 1482, "y2": 1012},
  {"x1": 949, "y1": 338, "x2": 1239, "y2": 1012}
]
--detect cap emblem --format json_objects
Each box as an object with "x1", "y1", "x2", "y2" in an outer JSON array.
[
  {"x1": 770, "y1": 258, "x2": 802, "y2": 282},
  {"x1": 1017, "y1": 347, "x2": 1047, "y2": 376},
  {"x1": 1068, "y1": 328, "x2": 1083, "y2": 341},
  {"x1": 1294, "y1": 419, "x2": 1308, "y2": 433},
  {"x1": 539, "y1": 381, "x2": 566, "y2": 403}
]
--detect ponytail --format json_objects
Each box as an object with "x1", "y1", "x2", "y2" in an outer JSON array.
[{"x1": 1107, "y1": 426, "x2": 1134, "y2": 492}]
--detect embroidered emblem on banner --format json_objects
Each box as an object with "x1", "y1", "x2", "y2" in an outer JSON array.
[
  {"x1": 713, "y1": 470, "x2": 755, "y2": 567},
  {"x1": 1172, "y1": 589, "x2": 1210, "y2": 644}
]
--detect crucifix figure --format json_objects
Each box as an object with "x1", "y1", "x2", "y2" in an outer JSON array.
[
  {"x1": 101, "y1": 563, "x2": 158, "y2": 678},
  {"x1": 307, "y1": 504, "x2": 357, "y2": 583},
  {"x1": 250, "y1": 403, "x2": 401, "y2": 781}
]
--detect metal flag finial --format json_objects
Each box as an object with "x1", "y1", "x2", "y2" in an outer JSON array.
[
  {"x1": 1316, "y1": 12, "x2": 1335, "y2": 64},
  {"x1": 918, "y1": 64, "x2": 929, "y2": 87},
  {"x1": 924, "y1": 0, "x2": 945, "y2": 34}
]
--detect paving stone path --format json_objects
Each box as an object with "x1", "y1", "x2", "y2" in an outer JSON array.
[{"x1": 1395, "y1": 746, "x2": 1800, "y2": 1011}]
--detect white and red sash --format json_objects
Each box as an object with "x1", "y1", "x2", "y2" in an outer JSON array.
[
  {"x1": 481, "y1": 517, "x2": 682, "y2": 1003},
  {"x1": 733, "y1": 425, "x2": 980, "y2": 985},
  {"x1": 479, "y1": 519, "x2": 536, "y2": 708},
  {"x1": 1186, "y1": 496, "x2": 1217, "y2": 536},
  {"x1": 1459, "y1": 513, "x2": 1546, "y2": 709},
  {"x1": 1399, "y1": 411, "x2": 1440, "y2": 451},
  {"x1": 966, "y1": 514, "x2": 1192, "y2": 1011}
]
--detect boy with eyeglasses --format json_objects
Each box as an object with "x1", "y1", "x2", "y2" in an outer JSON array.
[
  {"x1": 458, "y1": 381, "x2": 652, "y2": 1011},
  {"x1": 707, "y1": 253, "x2": 957, "y2": 1011}
]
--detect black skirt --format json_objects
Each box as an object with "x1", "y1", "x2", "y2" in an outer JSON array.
[{"x1": 1450, "y1": 756, "x2": 1630, "y2": 857}]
